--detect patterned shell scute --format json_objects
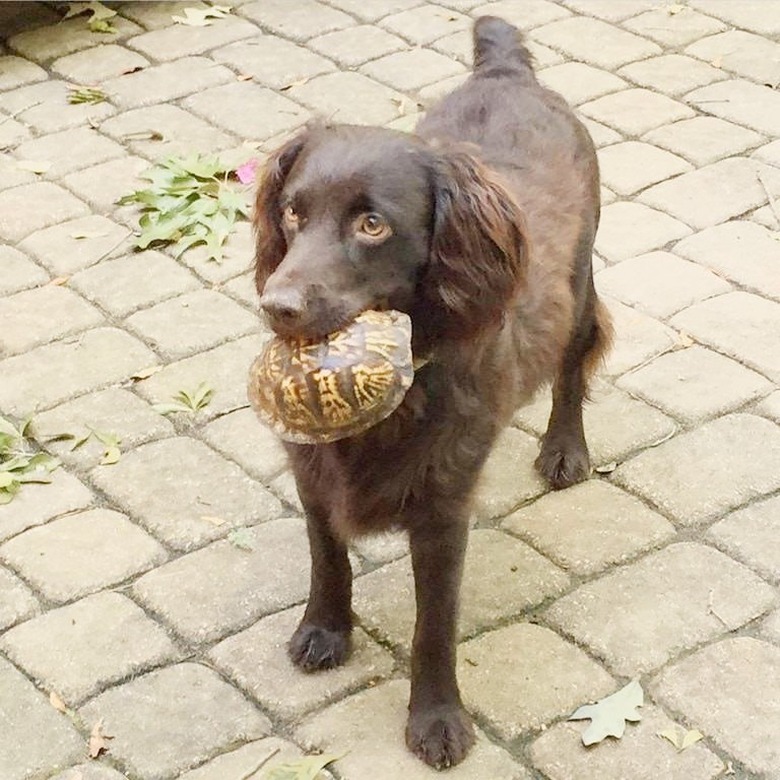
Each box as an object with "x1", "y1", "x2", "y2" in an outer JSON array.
[{"x1": 248, "y1": 310, "x2": 414, "y2": 444}]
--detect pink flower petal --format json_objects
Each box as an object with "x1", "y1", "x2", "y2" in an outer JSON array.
[{"x1": 236, "y1": 158, "x2": 260, "y2": 185}]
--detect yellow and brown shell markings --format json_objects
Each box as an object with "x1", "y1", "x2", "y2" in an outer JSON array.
[{"x1": 248, "y1": 310, "x2": 414, "y2": 444}]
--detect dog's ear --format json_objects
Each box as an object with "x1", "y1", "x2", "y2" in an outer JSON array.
[
  {"x1": 422, "y1": 151, "x2": 528, "y2": 340},
  {"x1": 253, "y1": 130, "x2": 309, "y2": 293}
]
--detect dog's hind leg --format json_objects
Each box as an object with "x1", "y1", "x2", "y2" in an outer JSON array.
[{"x1": 535, "y1": 232, "x2": 612, "y2": 490}]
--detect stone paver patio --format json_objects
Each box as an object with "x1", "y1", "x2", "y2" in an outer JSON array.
[{"x1": 1, "y1": 1, "x2": 779, "y2": 778}]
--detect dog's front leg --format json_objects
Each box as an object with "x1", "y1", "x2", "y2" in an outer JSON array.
[
  {"x1": 289, "y1": 502, "x2": 353, "y2": 672},
  {"x1": 405, "y1": 507, "x2": 475, "y2": 769}
]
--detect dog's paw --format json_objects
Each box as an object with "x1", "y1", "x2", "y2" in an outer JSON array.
[
  {"x1": 288, "y1": 622, "x2": 351, "y2": 672},
  {"x1": 406, "y1": 704, "x2": 475, "y2": 770},
  {"x1": 535, "y1": 437, "x2": 590, "y2": 489}
]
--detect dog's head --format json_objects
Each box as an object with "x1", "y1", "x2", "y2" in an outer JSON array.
[{"x1": 254, "y1": 124, "x2": 527, "y2": 344}]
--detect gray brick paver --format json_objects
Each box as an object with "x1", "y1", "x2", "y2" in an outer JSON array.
[{"x1": 3, "y1": 4, "x2": 780, "y2": 779}]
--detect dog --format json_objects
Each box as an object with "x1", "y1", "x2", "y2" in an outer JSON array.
[{"x1": 252, "y1": 16, "x2": 611, "y2": 769}]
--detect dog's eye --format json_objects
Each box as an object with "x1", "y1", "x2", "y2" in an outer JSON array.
[
  {"x1": 356, "y1": 212, "x2": 391, "y2": 240},
  {"x1": 282, "y1": 204, "x2": 299, "y2": 226}
]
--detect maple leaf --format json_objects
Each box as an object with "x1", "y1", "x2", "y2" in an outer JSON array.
[{"x1": 568, "y1": 680, "x2": 644, "y2": 746}]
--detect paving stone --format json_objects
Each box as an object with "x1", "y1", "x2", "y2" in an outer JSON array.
[
  {"x1": 287, "y1": 71, "x2": 405, "y2": 126},
  {"x1": 50, "y1": 43, "x2": 149, "y2": 85},
  {"x1": 655, "y1": 637, "x2": 780, "y2": 778},
  {"x1": 600, "y1": 298, "x2": 678, "y2": 376},
  {"x1": 538, "y1": 62, "x2": 626, "y2": 106},
  {"x1": 240, "y1": 0, "x2": 354, "y2": 41},
  {"x1": 361, "y1": 48, "x2": 466, "y2": 92},
  {"x1": 100, "y1": 103, "x2": 237, "y2": 161},
  {"x1": 212, "y1": 37, "x2": 335, "y2": 90},
  {"x1": 516, "y1": 383, "x2": 677, "y2": 467},
  {"x1": 0, "y1": 246, "x2": 47, "y2": 295},
  {"x1": 173, "y1": 219, "x2": 256, "y2": 284},
  {"x1": 623, "y1": 7, "x2": 727, "y2": 47},
  {"x1": 296, "y1": 680, "x2": 529, "y2": 780},
  {"x1": 32, "y1": 387, "x2": 174, "y2": 470},
  {"x1": 755, "y1": 390, "x2": 780, "y2": 425},
  {"x1": 503, "y1": 480, "x2": 675, "y2": 576},
  {"x1": 0, "y1": 327, "x2": 157, "y2": 416},
  {"x1": 351, "y1": 530, "x2": 409, "y2": 566},
  {"x1": 530, "y1": 17, "x2": 660, "y2": 70},
  {"x1": 0, "y1": 508, "x2": 168, "y2": 604},
  {"x1": 547, "y1": 542, "x2": 776, "y2": 676},
  {"x1": 472, "y1": 427, "x2": 547, "y2": 522},
  {"x1": 708, "y1": 495, "x2": 780, "y2": 584},
  {"x1": 753, "y1": 138, "x2": 780, "y2": 168},
  {"x1": 0, "y1": 469, "x2": 93, "y2": 542},
  {"x1": 183, "y1": 81, "x2": 309, "y2": 140},
  {"x1": 380, "y1": 6, "x2": 470, "y2": 44},
  {"x1": 92, "y1": 437, "x2": 283, "y2": 552},
  {"x1": 530, "y1": 705, "x2": 723, "y2": 780},
  {"x1": 458, "y1": 623, "x2": 615, "y2": 739},
  {"x1": 117, "y1": 1, "x2": 215, "y2": 30},
  {"x1": 595, "y1": 250, "x2": 729, "y2": 318},
  {"x1": 688, "y1": 0, "x2": 780, "y2": 35},
  {"x1": 618, "y1": 54, "x2": 726, "y2": 97},
  {"x1": 558, "y1": 0, "x2": 656, "y2": 21},
  {"x1": 324, "y1": 0, "x2": 420, "y2": 22},
  {"x1": 354, "y1": 529, "x2": 568, "y2": 652},
  {"x1": 14, "y1": 126, "x2": 126, "y2": 179},
  {"x1": 127, "y1": 17, "x2": 259, "y2": 61},
  {"x1": 134, "y1": 517, "x2": 308, "y2": 643},
  {"x1": 0, "y1": 658, "x2": 83, "y2": 780},
  {"x1": 670, "y1": 292, "x2": 780, "y2": 382},
  {"x1": 760, "y1": 609, "x2": 780, "y2": 644},
  {"x1": 177, "y1": 738, "x2": 308, "y2": 780},
  {"x1": 686, "y1": 30, "x2": 780, "y2": 86},
  {"x1": 79, "y1": 663, "x2": 270, "y2": 780},
  {"x1": 71, "y1": 249, "x2": 200, "y2": 317},
  {"x1": 125, "y1": 289, "x2": 258, "y2": 360},
  {"x1": 2, "y1": 592, "x2": 178, "y2": 706},
  {"x1": 472, "y1": 0, "x2": 572, "y2": 30},
  {"x1": 0, "y1": 81, "x2": 116, "y2": 133},
  {"x1": 209, "y1": 604, "x2": 394, "y2": 720},
  {"x1": 615, "y1": 414, "x2": 780, "y2": 526},
  {"x1": 580, "y1": 89, "x2": 694, "y2": 136},
  {"x1": 618, "y1": 346, "x2": 772, "y2": 425},
  {"x1": 687, "y1": 79, "x2": 780, "y2": 137},
  {"x1": 0, "y1": 153, "x2": 36, "y2": 192},
  {"x1": 0, "y1": 181, "x2": 89, "y2": 242},
  {"x1": 102, "y1": 56, "x2": 234, "y2": 109},
  {"x1": 674, "y1": 221, "x2": 780, "y2": 302},
  {"x1": 8, "y1": 17, "x2": 142, "y2": 62},
  {"x1": 0, "y1": 566, "x2": 39, "y2": 631},
  {"x1": 642, "y1": 116, "x2": 764, "y2": 167},
  {"x1": 50, "y1": 765, "x2": 129, "y2": 780},
  {"x1": 61, "y1": 155, "x2": 149, "y2": 213},
  {"x1": 0, "y1": 112, "x2": 31, "y2": 148},
  {"x1": 18, "y1": 215, "x2": 131, "y2": 275},
  {"x1": 0, "y1": 285, "x2": 103, "y2": 357},
  {"x1": 134, "y1": 334, "x2": 268, "y2": 420},
  {"x1": 597, "y1": 142, "x2": 692, "y2": 197},
  {"x1": 638, "y1": 158, "x2": 780, "y2": 230},
  {"x1": 202, "y1": 407, "x2": 288, "y2": 483},
  {"x1": 594, "y1": 202, "x2": 692, "y2": 263},
  {"x1": 309, "y1": 25, "x2": 406, "y2": 67},
  {"x1": 0, "y1": 54, "x2": 46, "y2": 90},
  {"x1": 581, "y1": 118, "x2": 622, "y2": 148}
]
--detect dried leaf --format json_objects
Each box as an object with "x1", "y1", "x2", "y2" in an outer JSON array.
[
  {"x1": 228, "y1": 527, "x2": 255, "y2": 552},
  {"x1": 120, "y1": 130, "x2": 164, "y2": 141},
  {"x1": 658, "y1": 726, "x2": 704, "y2": 751},
  {"x1": 202, "y1": 515, "x2": 226, "y2": 527},
  {"x1": 264, "y1": 753, "x2": 342, "y2": 780},
  {"x1": 595, "y1": 461, "x2": 617, "y2": 474},
  {"x1": 674, "y1": 331, "x2": 695, "y2": 347},
  {"x1": 569, "y1": 680, "x2": 644, "y2": 745},
  {"x1": 663, "y1": 3, "x2": 687, "y2": 14},
  {"x1": 647, "y1": 429, "x2": 677, "y2": 448},
  {"x1": 88, "y1": 719, "x2": 113, "y2": 758},
  {"x1": 237, "y1": 73, "x2": 253, "y2": 81},
  {"x1": 172, "y1": 5, "x2": 231, "y2": 26},
  {"x1": 17, "y1": 159, "x2": 51, "y2": 173},
  {"x1": 279, "y1": 77, "x2": 310, "y2": 91},
  {"x1": 48, "y1": 277, "x2": 70, "y2": 286},
  {"x1": 130, "y1": 365, "x2": 162, "y2": 381},
  {"x1": 712, "y1": 55, "x2": 723, "y2": 69},
  {"x1": 70, "y1": 230, "x2": 109, "y2": 240},
  {"x1": 99, "y1": 446, "x2": 121, "y2": 465}
]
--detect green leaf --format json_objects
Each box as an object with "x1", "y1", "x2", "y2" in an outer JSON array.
[
  {"x1": 0, "y1": 472, "x2": 15, "y2": 489},
  {"x1": 67, "y1": 87, "x2": 107, "y2": 105},
  {"x1": 263, "y1": 753, "x2": 342, "y2": 780},
  {"x1": 70, "y1": 431, "x2": 93, "y2": 451},
  {"x1": 88, "y1": 17, "x2": 117, "y2": 33},
  {"x1": 152, "y1": 402, "x2": 192, "y2": 416},
  {"x1": 227, "y1": 527, "x2": 255, "y2": 552},
  {"x1": 99, "y1": 446, "x2": 121, "y2": 466},
  {"x1": 90, "y1": 429, "x2": 120, "y2": 448}
]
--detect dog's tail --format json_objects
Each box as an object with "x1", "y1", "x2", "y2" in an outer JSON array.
[{"x1": 472, "y1": 16, "x2": 535, "y2": 77}]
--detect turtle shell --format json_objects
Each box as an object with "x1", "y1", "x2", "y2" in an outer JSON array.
[{"x1": 248, "y1": 310, "x2": 414, "y2": 444}]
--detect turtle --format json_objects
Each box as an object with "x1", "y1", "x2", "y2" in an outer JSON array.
[{"x1": 248, "y1": 309, "x2": 415, "y2": 444}]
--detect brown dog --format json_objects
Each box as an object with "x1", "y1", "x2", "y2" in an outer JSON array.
[{"x1": 253, "y1": 16, "x2": 611, "y2": 769}]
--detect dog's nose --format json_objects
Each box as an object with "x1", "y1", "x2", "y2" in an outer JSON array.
[{"x1": 260, "y1": 288, "x2": 307, "y2": 329}]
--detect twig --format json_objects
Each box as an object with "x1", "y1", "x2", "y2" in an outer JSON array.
[
  {"x1": 239, "y1": 747, "x2": 281, "y2": 780},
  {"x1": 756, "y1": 170, "x2": 780, "y2": 228}
]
